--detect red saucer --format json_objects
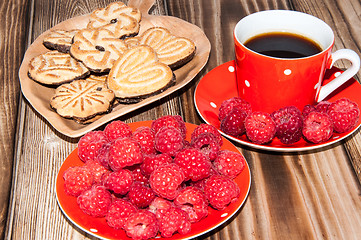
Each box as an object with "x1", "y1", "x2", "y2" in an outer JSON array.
[
  {"x1": 194, "y1": 60, "x2": 361, "y2": 152},
  {"x1": 56, "y1": 121, "x2": 251, "y2": 240}
]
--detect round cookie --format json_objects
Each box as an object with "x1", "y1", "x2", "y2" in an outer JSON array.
[
  {"x1": 50, "y1": 79, "x2": 115, "y2": 122},
  {"x1": 70, "y1": 28, "x2": 128, "y2": 73},
  {"x1": 87, "y1": 1, "x2": 141, "y2": 38},
  {"x1": 28, "y1": 51, "x2": 90, "y2": 85}
]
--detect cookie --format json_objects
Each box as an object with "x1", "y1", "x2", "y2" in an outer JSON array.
[
  {"x1": 28, "y1": 51, "x2": 90, "y2": 85},
  {"x1": 87, "y1": 1, "x2": 141, "y2": 38},
  {"x1": 43, "y1": 29, "x2": 79, "y2": 53},
  {"x1": 107, "y1": 45, "x2": 174, "y2": 102},
  {"x1": 76, "y1": 114, "x2": 105, "y2": 124},
  {"x1": 70, "y1": 28, "x2": 128, "y2": 72},
  {"x1": 86, "y1": 74, "x2": 108, "y2": 83},
  {"x1": 50, "y1": 79, "x2": 115, "y2": 121},
  {"x1": 124, "y1": 36, "x2": 140, "y2": 48},
  {"x1": 127, "y1": 27, "x2": 196, "y2": 69}
]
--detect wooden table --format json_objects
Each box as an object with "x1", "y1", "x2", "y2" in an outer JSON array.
[{"x1": 2, "y1": 0, "x2": 361, "y2": 239}]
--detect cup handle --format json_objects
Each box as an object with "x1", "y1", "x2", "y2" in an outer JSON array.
[{"x1": 317, "y1": 49, "x2": 360, "y2": 102}]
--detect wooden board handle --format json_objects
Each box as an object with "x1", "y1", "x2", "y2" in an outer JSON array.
[{"x1": 128, "y1": 0, "x2": 156, "y2": 16}]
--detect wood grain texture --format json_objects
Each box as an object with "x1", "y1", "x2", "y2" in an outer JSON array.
[
  {"x1": 5, "y1": 0, "x2": 182, "y2": 239},
  {"x1": 0, "y1": 0, "x2": 29, "y2": 239},
  {"x1": 168, "y1": 0, "x2": 361, "y2": 240},
  {"x1": 4, "y1": 0, "x2": 361, "y2": 240}
]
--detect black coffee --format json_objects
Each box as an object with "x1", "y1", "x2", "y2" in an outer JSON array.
[{"x1": 244, "y1": 32, "x2": 323, "y2": 58}]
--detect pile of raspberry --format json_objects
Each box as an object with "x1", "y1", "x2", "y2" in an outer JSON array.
[
  {"x1": 219, "y1": 97, "x2": 360, "y2": 145},
  {"x1": 63, "y1": 115, "x2": 246, "y2": 240}
]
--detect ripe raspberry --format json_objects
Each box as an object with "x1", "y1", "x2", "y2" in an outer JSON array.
[
  {"x1": 77, "y1": 185, "x2": 112, "y2": 217},
  {"x1": 174, "y1": 148, "x2": 211, "y2": 182},
  {"x1": 124, "y1": 210, "x2": 159, "y2": 240},
  {"x1": 104, "y1": 120, "x2": 133, "y2": 142},
  {"x1": 133, "y1": 127, "x2": 156, "y2": 155},
  {"x1": 182, "y1": 139, "x2": 192, "y2": 149},
  {"x1": 245, "y1": 111, "x2": 276, "y2": 144},
  {"x1": 302, "y1": 104, "x2": 316, "y2": 117},
  {"x1": 218, "y1": 97, "x2": 252, "y2": 121},
  {"x1": 204, "y1": 175, "x2": 240, "y2": 210},
  {"x1": 213, "y1": 150, "x2": 246, "y2": 179},
  {"x1": 154, "y1": 126, "x2": 184, "y2": 156},
  {"x1": 174, "y1": 186, "x2": 208, "y2": 223},
  {"x1": 83, "y1": 160, "x2": 110, "y2": 184},
  {"x1": 78, "y1": 131, "x2": 108, "y2": 162},
  {"x1": 129, "y1": 165, "x2": 149, "y2": 186},
  {"x1": 95, "y1": 142, "x2": 111, "y2": 169},
  {"x1": 102, "y1": 169, "x2": 133, "y2": 195},
  {"x1": 140, "y1": 153, "x2": 173, "y2": 177},
  {"x1": 156, "y1": 206, "x2": 191, "y2": 237},
  {"x1": 303, "y1": 101, "x2": 331, "y2": 117},
  {"x1": 106, "y1": 198, "x2": 138, "y2": 230},
  {"x1": 191, "y1": 124, "x2": 223, "y2": 146},
  {"x1": 108, "y1": 137, "x2": 143, "y2": 171},
  {"x1": 149, "y1": 163, "x2": 185, "y2": 200},
  {"x1": 189, "y1": 179, "x2": 207, "y2": 192},
  {"x1": 327, "y1": 98, "x2": 360, "y2": 133},
  {"x1": 315, "y1": 101, "x2": 331, "y2": 114},
  {"x1": 220, "y1": 107, "x2": 249, "y2": 137},
  {"x1": 173, "y1": 115, "x2": 187, "y2": 136},
  {"x1": 63, "y1": 166, "x2": 94, "y2": 197},
  {"x1": 151, "y1": 115, "x2": 186, "y2": 138},
  {"x1": 271, "y1": 106, "x2": 303, "y2": 144},
  {"x1": 302, "y1": 111, "x2": 333, "y2": 143},
  {"x1": 189, "y1": 165, "x2": 219, "y2": 190},
  {"x1": 128, "y1": 182, "x2": 156, "y2": 208},
  {"x1": 191, "y1": 132, "x2": 220, "y2": 161},
  {"x1": 148, "y1": 197, "x2": 173, "y2": 215}
]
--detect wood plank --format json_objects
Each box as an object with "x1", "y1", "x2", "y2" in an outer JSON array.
[
  {"x1": 294, "y1": 0, "x2": 361, "y2": 184},
  {"x1": 5, "y1": 0, "x2": 179, "y2": 239},
  {"x1": 226, "y1": 147, "x2": 361, "y2": 240},
  {"x1": 5, "y1": 0, "x2": 361, "y2": 239},
  {"x1": 167, "y1": 1, "x2": 361, "y2": 240},
  {"x1": 0, "y1": 0, "x2": 29, "y2": 238}
]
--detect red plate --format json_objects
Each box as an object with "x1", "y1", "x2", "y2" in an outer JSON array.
[
  {"x1": 194, "y1": 60, "x2": 361, "y2": 152},
  {"x1": 56, "y1": 121, "x2": 251, "y2": 240}
]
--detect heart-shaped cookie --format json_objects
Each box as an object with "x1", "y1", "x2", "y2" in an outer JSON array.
[
  {"x1": 107, "y1": 45, "x2": 174, "y2": 102},
  {"x1": 70, "y1": 28, "x2": 128, "y2": 73},
  {"x1": 125, "y1": 27, "x2": 196, "y2": 69},
  {"x1": 28, "y1": 51, "x2": 90, "y2": 85},
  {"x1": 87, "y1": 1, "x2": 141, "y2": 38}
]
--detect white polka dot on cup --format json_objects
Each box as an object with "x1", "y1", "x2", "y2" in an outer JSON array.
[
  {"x1": 284, "y1": 69, "x2": 292, "y2": 75},
  {"x1": 245, "y1": 80, "x2": 250, "y2": 87}
]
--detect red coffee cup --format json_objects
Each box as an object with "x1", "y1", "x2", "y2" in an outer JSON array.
[{"x1": 234, "y1": 10, "x2": 360, "y2": 113}]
